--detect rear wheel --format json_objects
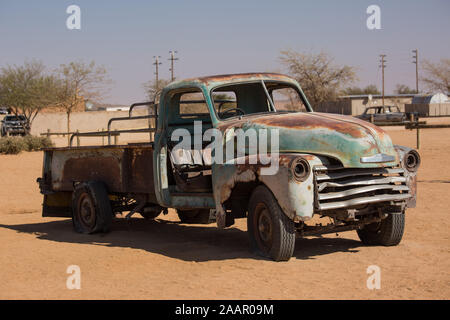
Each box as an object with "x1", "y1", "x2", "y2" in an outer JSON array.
[
  {"x1": 247, "y1": 185, "x2": 295, "y2": 261},
  {"x1": 357, "y1": 212, "x2": 405, "y2": 246},
  {"x1": 72, "y1": 181, "x2": 113, "y2": 234}
]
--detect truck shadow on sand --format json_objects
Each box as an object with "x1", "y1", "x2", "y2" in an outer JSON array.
[{"x1": 0, "y1": 218, "x2": 361, "y2": 262}]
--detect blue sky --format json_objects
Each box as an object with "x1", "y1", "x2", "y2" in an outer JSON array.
[{"x1": 0, "y1": 0, "x2": 449, "y2": 104}]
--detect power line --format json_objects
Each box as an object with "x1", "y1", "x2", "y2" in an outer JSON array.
[{"x1": 168, "y1": 50, "x2": 179, "y2": 82}]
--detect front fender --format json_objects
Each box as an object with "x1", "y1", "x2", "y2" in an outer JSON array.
[
  {"x1": 394, "y1": 145, "x2": 420, "y2": 208},
  {"x1": 211, "y1": 153, "x2": 330, "y2": 223}
]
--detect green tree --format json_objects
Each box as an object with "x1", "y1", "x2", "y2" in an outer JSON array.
[
  {"x1": 279, "y1": 50, "x2": 356, "y2": 106},
  {"x1": 0, "y1": 61, "x2": 60, "y2": 134}
]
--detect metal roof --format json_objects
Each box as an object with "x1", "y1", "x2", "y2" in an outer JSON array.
[
  {"x1": 339, "y1": 94, "x2": 416, "y2": 99},
  {"x1": 411, "y1": 93, "x2": 449, "y2": 104}
]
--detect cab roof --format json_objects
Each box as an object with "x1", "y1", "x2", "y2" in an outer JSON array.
[{"x1": 164, "y1": 72, "x2": 298, "y2": 90}]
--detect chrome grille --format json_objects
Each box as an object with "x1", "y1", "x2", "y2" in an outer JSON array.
[{"x1": 314, "y1": 167, "x2": 411, "y2": 211}]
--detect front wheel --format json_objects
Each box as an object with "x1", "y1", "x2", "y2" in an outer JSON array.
[
  {"x1": 357, "y1": 212, "x2": 405, "y2": 246},
  {"x1": 247, "y1": 185, "x2": 295, "y2": 261}
]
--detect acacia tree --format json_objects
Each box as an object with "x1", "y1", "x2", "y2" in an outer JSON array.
[
  {"x1": 0, "y1": 61, "x2": 60, "y2": 134},
  {"x1": 143, "y1": 79, "x2": 170, "y2": 101},
  {"x1": 56, "y1": 61, "x2": 110, "y2": 143},
  {"x1": 394, "y1": 84, "x2": 416, "y2": 94},
  {"x1": 279, "y1": 50, "x2": 356, "y2": 106},
  {"x1": 422, "y1": 58, "x2": 450, "y2": 94},
  {"x1": 342, "y1": 85, "x2": 380, "y2": 95}
]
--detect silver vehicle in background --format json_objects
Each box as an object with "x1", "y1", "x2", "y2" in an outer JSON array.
[
  {"x1": 356, "y1": 106, "x2": 417, "y2": 124},
  {"x1": 1, "y1": 114, "x2": 28, "y2": 136}
]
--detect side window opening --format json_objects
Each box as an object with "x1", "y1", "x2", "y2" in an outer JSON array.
[
  {"x1": 168, "y1": 89, "x2": 211, "y2": 126},
  {"x1": 269, "y1": 86, "x2": 307, "y2": 112}
]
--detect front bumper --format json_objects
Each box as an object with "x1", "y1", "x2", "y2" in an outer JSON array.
[{"x1": 4, "y1": 126, "x2": 26, "y2": 134}]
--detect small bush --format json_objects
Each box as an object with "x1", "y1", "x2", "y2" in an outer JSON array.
[
  {"x1": 23, "y1": 135, "x2": 53, "y2": 151},
  {"x1": 0, "y1": 137, "x2": 27, "y2": 154},
  {"x1": 0, "y1": 135, "x2": 54, "y2": 154},
  {"x1": 40, "y1": 136, "x2": 54, "y2": 149}
]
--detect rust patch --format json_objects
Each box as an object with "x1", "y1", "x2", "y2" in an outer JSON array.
[
  {"x1": 316, "y1": 112, "x2": 389, "y2": 139},
  {"x1": 252, "y1": 113, "x2": 366, "y2": 138},
  {"x1": 127, "y1": 148, "x2": 155, "y2": 193},
  {"x1": 61, "y1": 156, "x2": 122, "y2": 191}
]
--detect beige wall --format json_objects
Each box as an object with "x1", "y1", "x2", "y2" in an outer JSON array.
[
  {"x1": 405, "y1": 103, "x2": 450, "y2": 117},
  {"x1": 30, "y1": 109, "x2": 151, "y2": 135},
  {"x1": 316, "y1": 96, "x2": 414, "y2": 116},
  {"x1": 315, "y1": 100, "x2": 352, "y2": 114}
]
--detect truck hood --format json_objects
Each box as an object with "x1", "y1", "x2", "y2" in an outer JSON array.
[{"x1": 218, "y1": 112, "x2": 399, "y2": 168}]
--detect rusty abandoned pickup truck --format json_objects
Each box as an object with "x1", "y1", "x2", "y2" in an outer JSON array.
[{"x1": 37, "y1": 73, "x2": 420, "y2": 261}]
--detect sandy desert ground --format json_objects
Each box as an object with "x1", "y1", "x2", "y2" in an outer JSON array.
[{"x1": 0, "y1": 119, "x2": 449, "y2": 299}]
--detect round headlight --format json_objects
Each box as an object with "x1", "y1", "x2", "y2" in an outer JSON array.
[
  {"x1": 290, "y1": 157, "x2": 310, "y2": 181},
  {"x1": 404, "y1": 150, "x2": 420, "y2": 172}
]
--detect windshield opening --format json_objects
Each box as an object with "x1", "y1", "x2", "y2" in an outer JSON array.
[
  {"x1": 211, "y1": 81, "x2": 308, "y2": 120},
  {"x1": 4, "y1": 115, "x2": 25, "y2": 121}
]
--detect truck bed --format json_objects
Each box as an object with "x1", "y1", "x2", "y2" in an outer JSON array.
[{"x1": 38, "y1": 143, "x2": 156, "y2": 217}]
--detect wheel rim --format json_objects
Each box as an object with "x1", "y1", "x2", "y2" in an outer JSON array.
[
  {"x1": 255, "y1": 203, "x2": 273, "y2": 250},
  {"x1": 77, "y1": 193, "x2": 96, "y2": 229}
]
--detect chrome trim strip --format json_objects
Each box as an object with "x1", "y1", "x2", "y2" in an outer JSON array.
[
  {"x1": 360, "y1": 153, "x2": 395, "y2": 163},
  {"x1": 318, "y1": 184, "x2": 409, "y2": 201},
  {"x1": 315, "y1": 168, "x2": 404, "y2": 181},
  {"x1": 318, "y1": 193, "x2": 412, "y2": 210},
  {"x1": 318, "y1": 176, "x2": 406, "y2": 191}
]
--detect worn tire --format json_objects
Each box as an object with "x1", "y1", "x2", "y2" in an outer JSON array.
[
  {"x1": 177, "y1": 209, "x2": 211, "y2": 224},
  {"x1": 247, "y1": 185, "x2": 295, "y2": 261},
  {"x1": 72, "y1": 181, "x2": 113, "y2": 234},
  {"x1": 357, "y1": 212, "x2": 405, "y2": 246}
]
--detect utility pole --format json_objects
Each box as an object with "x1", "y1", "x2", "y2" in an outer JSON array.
[
  {"x1": 153, "y1": 56, "x2": 162, "y2": 83},
  {"x1": 379, "y1": 54, "x2": 386, "y2": 106},
  {"x1": 168, "y1": 50, "x2": 179, "y2": 82},
  {"x1": 412, "y1": 49, "x2": 419, "y2": 94}
]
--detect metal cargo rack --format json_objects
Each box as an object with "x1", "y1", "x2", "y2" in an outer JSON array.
[{"x1": 68, "y1": 101, "x2": 158, "y2": 147}]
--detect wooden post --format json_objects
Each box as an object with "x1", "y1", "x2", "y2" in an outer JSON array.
[
  {"x1": 370, "y1": 114, "x2": 374, "y2": 123},
  {"x1": 102, "y1": 128, "x2": 105, "y2": 146},
  {"x1": 76, "y1": 130, "x2": 80, "y2": 147},
  {"x1": 47, "y1": 128, "x2": 51, "y2": 138},
  {"x1": 114, "y1": 131, "x2": 118, "y2": 145},
  {"x1": 416, "y1": 127, "x2": 420, "y2": 149}
]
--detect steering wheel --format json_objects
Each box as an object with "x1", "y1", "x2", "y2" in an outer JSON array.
[{"x1": 218, "y1": 106, "x2": 245, "y2": 118}]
